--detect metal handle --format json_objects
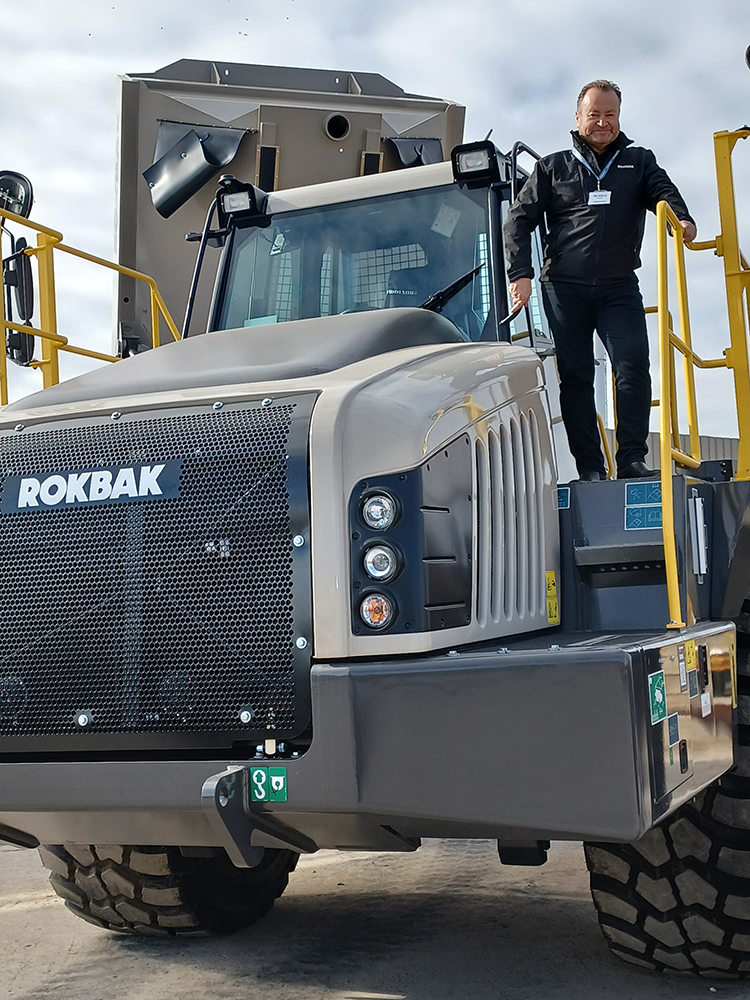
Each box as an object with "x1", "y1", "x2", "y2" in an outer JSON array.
[{"x1": 509, "y1": 141, "x2": 543, "y2": 201}]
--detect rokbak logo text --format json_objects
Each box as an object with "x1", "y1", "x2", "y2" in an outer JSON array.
[{"x1": 2, "y1": 461, "x2": 182, "y2": 513}]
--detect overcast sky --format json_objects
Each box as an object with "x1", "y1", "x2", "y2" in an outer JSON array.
[{"x1": 2, "y1": 0, "x2": 750, "y2": 436}]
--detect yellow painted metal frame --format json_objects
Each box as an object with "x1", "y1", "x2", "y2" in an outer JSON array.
[
  {"x1": 0, "y1": 206, "x2": 180, "y2": 405},
  {"x1": 596, "y1": 413, "x2": 614, "y2": 479},
  {"x1": 714, "y1": 129, "x2": 750, "y2": 479},
  {"x1": 651, "y1": 127, "x2": 750, "y2": 629}
]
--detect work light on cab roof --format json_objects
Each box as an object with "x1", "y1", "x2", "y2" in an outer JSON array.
[{"x1": 451, "y1": 140, "x2": 501, "y2": 187}]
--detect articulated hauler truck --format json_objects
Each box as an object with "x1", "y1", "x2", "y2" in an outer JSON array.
[{"x1": 0, "y1": 59, "x2": 750, "y2": 976}]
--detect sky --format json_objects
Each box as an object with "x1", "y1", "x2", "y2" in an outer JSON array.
[{"x1": 1, "y1": 0, "x2": 750, "y2": 437}]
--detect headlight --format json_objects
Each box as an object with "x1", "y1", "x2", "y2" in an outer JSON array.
[
  {"x1": 361, "y1": 493, "x2": 397, "y2": 530},
  {"x1": 363, "y1": 544, "x2": 399, "y2": 581},
  {"x1": 360, "y1": 593, "x2": 395, "y2": 629},
  {"x1": 451, "y1": 140, "x2": 501, "y2": 187},
  {"x1": 458, "y1": 149, "x2": 490, "y2": 173},
  {"x1": 221, "y1": 190, "x2": 252, "y2": 213}
]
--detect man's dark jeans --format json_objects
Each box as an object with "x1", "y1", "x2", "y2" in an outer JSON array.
[{"x1": 541, "y1": 276, "x2": 651, "y2": 475}]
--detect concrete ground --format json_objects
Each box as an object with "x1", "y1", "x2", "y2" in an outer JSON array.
[{"x1": 0, "y1": 839, "x2": 745, "y2": 1000}]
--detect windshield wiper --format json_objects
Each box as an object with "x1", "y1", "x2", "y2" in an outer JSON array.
[{"x1": 419, "y1": 263, "x2": 484, "y2": 314}]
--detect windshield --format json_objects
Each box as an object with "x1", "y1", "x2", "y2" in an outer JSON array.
[{"x1": 215, "y1": 184, "x2": 493, "y2": 342}]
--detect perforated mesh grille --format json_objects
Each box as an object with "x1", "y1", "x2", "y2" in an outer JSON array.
[{"x1": 0, "y1": 402, "x2": 311, "y2": 747}]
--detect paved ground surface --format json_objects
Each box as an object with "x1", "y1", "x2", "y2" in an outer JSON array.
[{"x1": 1, "y1": 839, "x2": 746, "y2": 1000}]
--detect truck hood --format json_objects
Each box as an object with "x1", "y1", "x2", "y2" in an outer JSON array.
[{"x1": 6, "y1": 309, "x2": 465, "y2": 411}]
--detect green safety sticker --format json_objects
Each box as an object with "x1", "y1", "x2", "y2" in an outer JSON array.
[
  {"x1": 269, "y1": 768, "x2": 288, "y2": 801},
  {"x1": 250, "y1": 766, "x2": 288, "y2": 802},
  {"x1": 648, "y1": 670, "x2": 668, "y2": 726}
]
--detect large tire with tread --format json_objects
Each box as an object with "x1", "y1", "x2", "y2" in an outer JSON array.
[
  {"x1": 39, "y1": 843, "x2": 298, "y2": 936},
  {"x1": 584, "y1": 637, "x2": 750, "y2": 976}
]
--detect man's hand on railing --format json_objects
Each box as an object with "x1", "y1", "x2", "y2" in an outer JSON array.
[
  {"x1": 509, "y1": 277, "x2": 532, "y2": 310},
  {"x1": 680, "y1": 219, "x2": 698, "y2": 243}
]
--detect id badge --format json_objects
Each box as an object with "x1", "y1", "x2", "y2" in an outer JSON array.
[{"x1": 588, "y1": 189, "x2": 611, "y2": 205}]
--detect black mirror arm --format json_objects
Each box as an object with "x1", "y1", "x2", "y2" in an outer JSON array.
[{"x1": 182, "y1": 200, "x2": 220, "y2": 340}]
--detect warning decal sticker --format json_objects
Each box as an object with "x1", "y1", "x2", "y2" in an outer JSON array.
[
  {"x1": 546, "y1": 571, "x2": 560, "y2": 625},
  {"x1": 648, "y1": 670, "x2": 668, "y2": 725},
  {"x1": 250, "y1": 766, "x2": 288, "y2": 802},
  {"x1": 624, "y1": 480, "x2": 662, "y2": 531}
]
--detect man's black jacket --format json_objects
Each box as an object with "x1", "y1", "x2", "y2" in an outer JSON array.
[{"x1": 504, "y1": 131, "x2": 694, "y2": 284}]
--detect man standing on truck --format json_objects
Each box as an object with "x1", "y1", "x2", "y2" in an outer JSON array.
[{"x1": 503, "y1": 80, "x2": 696, "y2": 481}]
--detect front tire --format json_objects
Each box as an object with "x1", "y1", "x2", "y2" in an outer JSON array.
[
  {"x1": 584, "y1": 637, "x2": 750, "y2": 976},
  {"x1": 39, "y1": 843, "x2": 298, "y2": 936}
]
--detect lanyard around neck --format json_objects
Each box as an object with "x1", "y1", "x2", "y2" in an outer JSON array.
[{"x1": 571, "y1": 147, "x2": 621, "y2": 189}]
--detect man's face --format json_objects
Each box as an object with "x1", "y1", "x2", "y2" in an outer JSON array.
[{"x1": 575, "y1": 88, "x2": 621, "y2": 153}]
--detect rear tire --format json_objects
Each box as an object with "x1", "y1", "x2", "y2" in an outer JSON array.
[
  {"x1": 39, "y1": 844, "x2": 298, "y2": 936},
  {"x1": 584, "y1": 637, "x2": 750, "y2": 976}
]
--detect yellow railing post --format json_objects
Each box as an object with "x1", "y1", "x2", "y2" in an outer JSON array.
[
  {"x1": 0, "y1": 241, "x2": 8, "y2": 406},
  {"x1": 673, "y1": 228, "x2": 701, "y2": 460},
  {"x1": 34, "y1": 231, "x2": 61, "y2": 389},
  {"x1": 655, "y1": 202, "x2": 686, "y2": 628},
  {"x1": 668, "y1": 325, "x2": 680, "y2": 451},
  {"x1": 714, "y1": 129, "x2": 750, "y2": 479},
  {"x1": 150, "y1": 286, "x2": 160, "y2": 349}
]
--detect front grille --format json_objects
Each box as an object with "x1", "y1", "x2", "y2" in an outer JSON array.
[
  {"x1": 0, "y1": 396, "x2": 314, "y2": 753},
  {"x1": 475, "y1": 408, "x2": 547, "y2": 629}
]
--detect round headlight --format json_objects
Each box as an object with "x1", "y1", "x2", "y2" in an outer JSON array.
[
  {"x1": 360, "y1": 593, "x2": 395, "y2": 629},
  {"x1": 362, "y1": 493, "x2": 396, "y2": 530},
  {"x1": 363, "y1": 544, "x2": 399, "y2": 581}
]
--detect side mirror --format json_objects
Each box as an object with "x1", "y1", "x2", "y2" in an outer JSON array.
[
  {"x1": 10, "y1": 237, "x2": 34, "y2": 323},
  {"x1": 0, "y1": 172, "x2": 34, "y2": 219},
  {"x1": 4, "y1": 237, "x2": 35, "y2": 367}
]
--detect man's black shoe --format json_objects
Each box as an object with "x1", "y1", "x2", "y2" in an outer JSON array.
[
  {"x1": 576, "y1": 470, "x2": 606, "y2": 482},
  {"x1": 617, "y1": 461, "x2": 659, "y2": 479}
]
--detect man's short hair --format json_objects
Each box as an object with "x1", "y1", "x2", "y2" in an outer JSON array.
[{"x1": 576, "y1": 80, "x2": 622, "y2": 110}]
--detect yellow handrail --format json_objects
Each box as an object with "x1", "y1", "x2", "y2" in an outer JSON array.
[
  {"x1": 713, "y1": 128, "x2": 750, "y2": 479},
  {"x1": 0, "y1": 206, "x2": 180, "y2": 405},
  {"x1": 653, "y1": 203, "x2": 735, "y2": 627},
  {"x1": 651, "y1": 127, "x2": 750, "y2": 627}
]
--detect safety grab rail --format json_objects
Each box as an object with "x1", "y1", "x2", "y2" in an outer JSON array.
[
  {"x1": 654, "y1": 202, "x2": 724, "y2": 628},
  {"x1": 0, "y1": 206, "x2": 180, "y2": 405},
  {"x1": 653, "y1": 126, "x2": 750, "y2": 628},
  {"x1": 508, "y1": 141, "x2": 543, "y2": 203}
]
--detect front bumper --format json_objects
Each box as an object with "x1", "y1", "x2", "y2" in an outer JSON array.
[{"x1": 0, "y1": 623, "x2": 735, "y2": 853}]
